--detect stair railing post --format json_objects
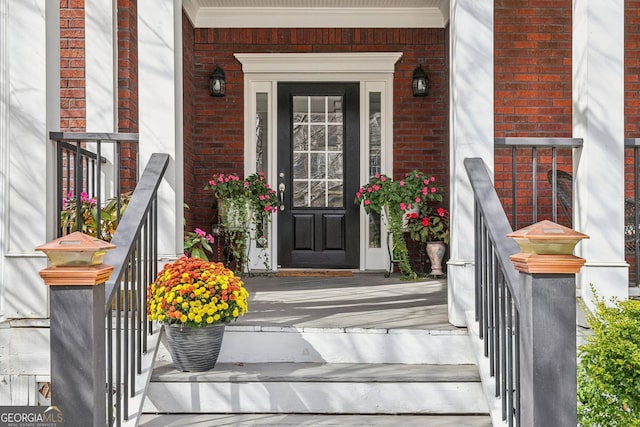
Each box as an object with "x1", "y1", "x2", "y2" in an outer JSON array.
[
  {"x1": 507, "y1": 220, "x2": 588, "y2": 427},
  {"x1": 36, "y1": 233, "x2": 115, "y2": 427}
]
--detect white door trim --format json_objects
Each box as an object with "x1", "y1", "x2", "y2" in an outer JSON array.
[{"x1": 235, "y1": 52, "x2": 401, "y2": 271}]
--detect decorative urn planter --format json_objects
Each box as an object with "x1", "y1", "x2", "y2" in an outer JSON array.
[
  {"x1": 164, "y1": 323, "x2": 226, "y2": 372},
  {"x1": 426, "y1": 241, "x2": 446, "y2": 276}
]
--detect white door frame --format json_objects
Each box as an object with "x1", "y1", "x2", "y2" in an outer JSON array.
[{"x1": 235, "y1": 52, "x2": 401, "y2": 271}]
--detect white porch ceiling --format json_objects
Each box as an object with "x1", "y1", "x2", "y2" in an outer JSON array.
[{"x1": 183, "y1": 0, "x2": 450, "y2": 28}]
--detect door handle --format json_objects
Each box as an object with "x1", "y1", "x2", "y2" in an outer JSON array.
[{"x1": 278, "y1": 182, "x2": 285, "y2": 211}]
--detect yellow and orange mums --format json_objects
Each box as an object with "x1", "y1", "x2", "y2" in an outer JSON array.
[{"x1": 146, "y1": 257, "x2": 249, "y2": 328}]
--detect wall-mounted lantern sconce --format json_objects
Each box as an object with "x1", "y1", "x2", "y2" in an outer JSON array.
[
  {"x1": 412, "y1": 65, "x2": 428, "y2": 97},
  {"x1": 210, "y1": 65, "x2": 226, "y2": 97}
]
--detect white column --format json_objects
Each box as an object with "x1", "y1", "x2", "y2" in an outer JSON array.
[
  {"x1": 138, "y1": 0, "x2": 183, "y2": 259},
  {"x1": 573, "y1": 0, "x2": 627, "y2": 306},
  {"x1": 448, "y1": 0, "x2": 494, "y2": 326},
  {"x1": 0, "y1": 0, "x2": 53, "y2": 319}
]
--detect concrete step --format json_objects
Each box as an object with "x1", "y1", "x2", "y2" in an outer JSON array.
[
  {"x1": 138, "y1": 413, "x2": 493, "y2": 426},
  {"x1": 143, "y1": 361, "x2": 488, "y2": 414},
  {"x1": 155, "y1": 325, "x2": 476, "y2": 365}
]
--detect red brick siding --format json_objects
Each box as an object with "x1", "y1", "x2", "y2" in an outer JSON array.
[
  {"x1": 627, "y1": 2, "x2": 640, "y2": 138},
  {"x1": 494, "y1": 1, "x2": 573, "y2": 227},
  {"x1": 59, "y1": 0, "x2": 86, "y2": 131},
  {"x1": 184, "y1": 27, "x2": 449, "y2": 233},
  {"x1": 183, "y1": 12, "x2": 197, "y2": 229},
  {"x1": 117, "y1": 0, "x2": 138, "y2": 192},
  {"x1": 626, "y1": 2, "x2": 640, "y2": 278}
]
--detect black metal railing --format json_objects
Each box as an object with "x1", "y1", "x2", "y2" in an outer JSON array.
[
  {"x1": 104, "y1": 153, "x2": 169, "y2": 425},
  {"x1": 494, "y1": 137, "x2": 583, "y2": 230},
  {"x1": 465, "y1": 157, "x2": 522, "y2": 427},
  {"x1": 50, "y1": 132, "x2": 168, "y2": 425},
  {"x1": 625, "y1": 139, "x2": 640, "y2": 285},
  {"x1": 50, "y1": 132, "x2": 138, "y2": 239}
]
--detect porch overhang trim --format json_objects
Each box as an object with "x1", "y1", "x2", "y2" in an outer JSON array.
[
  {"x1": 183, "y1": 1, "x2": 449, "y2": 28},
  {"x1": 234, "y1": 52, "x2": 403, "y2": 74}
]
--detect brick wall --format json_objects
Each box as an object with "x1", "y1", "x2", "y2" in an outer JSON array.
[
  {"x1": 59, "y1": 0, "x2": 86, "y2": 131},
  {"x1": 183, "y1": 27, "x2": 449, "y2": 233},
  {"x1": 494, "y1": 0, "x2": 573, "y2": 227},
  {"x1": 183, "y1": 11, "x2": 197, "y2": 228},
  {"x1": 117, "y1": 0, "x2": 139, "y2": 192},
  {"x1": 626, "y1": 1, "x2": 640, "y2": 279},
  {"x1": 627, "y1": 2, "x2": 640, "y2": 139}
]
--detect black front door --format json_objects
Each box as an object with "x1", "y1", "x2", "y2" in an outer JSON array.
[{"x1": 277, "y1": 82, "x2": 360, "y2": 268}]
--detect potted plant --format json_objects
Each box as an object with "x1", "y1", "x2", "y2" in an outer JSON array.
[
  {"x1": 355, "y1": 170, "x2": 449, "y2": 279},
  {"x1": 405, "y1": 206, "x2": 450, "y2": 276},
  {"x1": 205, "y1": 173, "x2": 250, "y2": 271},
  {"x1": 60, "y1": 191, "x2": 131, "y2": 241},
  {"x1": 146, "y1": 256, "x2": 249, "y2": 371},
  {"x1": 355, "y1": 173, "x2": 416, "y2": 279},
  {"x1": 244, "y1": 171, "x2": 279, "y2": 243},
  {"x1": 205, "y1": 171, "x2": 279, "y2": 272},
  {"x1": 402, "y1": 171, "x2": 449, "y2": 276},
  {"x1": 205, "y1": 172, "x2": 248, "y2": 229}
]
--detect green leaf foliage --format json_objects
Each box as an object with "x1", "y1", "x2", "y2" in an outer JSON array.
[{"x1": 578, "y1": 292, "x2": 640, "y2": 426}]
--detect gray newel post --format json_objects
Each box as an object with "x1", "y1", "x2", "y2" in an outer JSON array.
[
  {"x1": 36, "y1": 232, "x2": 115, "y2": 427},
  {"x1": 507, "y1": 220, "x2": 588, "y2": 427}
]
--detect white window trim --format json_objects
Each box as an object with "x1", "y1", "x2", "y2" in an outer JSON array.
[{"x1": 235, "y1": 52, "x2": 401, "y2": 271}]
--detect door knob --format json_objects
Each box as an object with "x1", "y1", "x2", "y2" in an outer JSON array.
[{"x1": 278, "y1": 182, "x2": 285, "y2": 211}]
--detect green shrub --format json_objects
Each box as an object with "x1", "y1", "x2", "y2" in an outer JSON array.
[{"x1": 578, "y1": 294, "x2": 640, "y2": 426}]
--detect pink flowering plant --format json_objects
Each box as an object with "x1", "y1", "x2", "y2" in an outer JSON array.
[
  {"x1": 355, "y1": 173, "x2": 415, "y2": 278},
  {"x1": 204, "y1": 173, "x2": 244, "y2": 199},
  {"x1": 184, "y1": 228, "x2": 216, "y2": 261},
  {"x1": 354, "y1": 173, "x2": 398, "y2": 215},
  {"x1": 244, "y1": 171, "x2": 279, "y2": 252},
  {"x1": 398, "y1": 170, "x2": 444, "y2": 209},
  {"x1": 244, "y1": 171, "x2": 279, "y2": 218},
  {"x1": 205, "y1": 171, "x2": 280, "y2": 271},
  {"x1": 60, "y1": 190, "x2": 131, "y2": 241}
]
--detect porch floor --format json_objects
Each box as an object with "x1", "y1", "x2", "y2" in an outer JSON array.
[{"x1": 235, "y1": 272, "x2": 456, "y2": 331}]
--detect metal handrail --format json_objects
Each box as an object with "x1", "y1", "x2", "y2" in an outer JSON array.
[
  {"x1": 103, "y1": 153, "x2": 169, "y2": 426},
  {"x1": 105, "y1": 153, "x2": 168, "y2": 306},
  {"x1": 465, "y1": 157, "x2": 521, "y2": 426}
]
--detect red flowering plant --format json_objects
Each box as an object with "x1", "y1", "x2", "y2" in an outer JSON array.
[
  {"x1": 402, "y1": 171, "x2": 449, "y2": 244},
  {"x1": 405, "y1": 206, "x2": 450, "y2": 244},
  {"x1": 147, "y1": 256, "x2": 249, "y2": 328}
]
